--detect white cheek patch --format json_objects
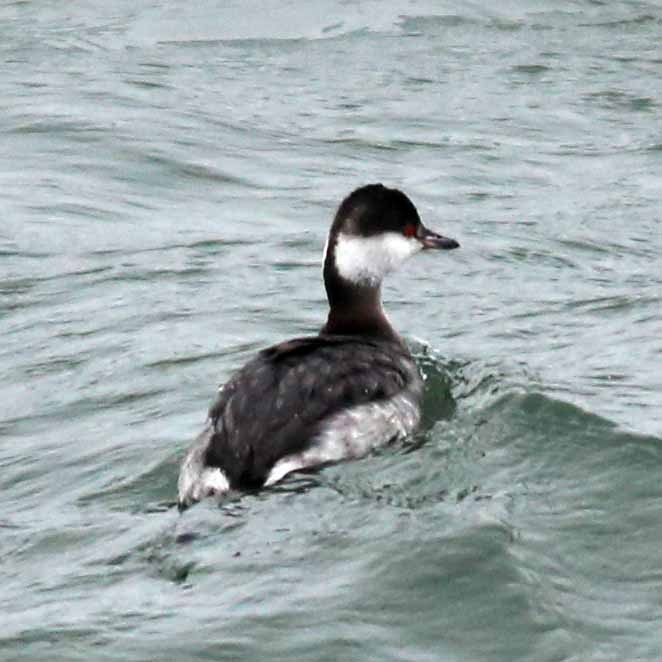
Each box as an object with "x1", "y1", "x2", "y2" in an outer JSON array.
[{"x1": 333, "y1": 232, "x2": 422, "y2": 285}]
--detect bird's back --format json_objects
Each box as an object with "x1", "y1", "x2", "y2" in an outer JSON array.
[{"x1": 179, "y1": 334, "x2": 422, "y2": 503}]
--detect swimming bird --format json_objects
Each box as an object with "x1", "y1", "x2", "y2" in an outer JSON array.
[{"x1": 178, "y1": 183, "x2": 459, "y2": 509}]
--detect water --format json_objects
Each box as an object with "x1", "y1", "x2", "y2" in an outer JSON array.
[{"x1": 2, "y1": 1, "x2": 662, "y2": 660}]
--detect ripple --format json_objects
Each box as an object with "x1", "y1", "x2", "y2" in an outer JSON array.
[{"x1": 511, "y1": 64, "x2": 551, "y2": 74}]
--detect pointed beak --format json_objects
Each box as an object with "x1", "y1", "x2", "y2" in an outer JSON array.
[{"x1": 416, "y1": 224, "x2": 460, "y2": 250}]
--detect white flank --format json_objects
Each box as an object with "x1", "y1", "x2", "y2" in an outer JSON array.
[
  {"x1": 264, "y1": 389, "x2": 421, "y2": 487},
  {"x1": 333, "y1": 232, "x2": 421, "y2": 286},
  {"x1": 178, "y1": 424, "x2": 231, "y2": 507}
]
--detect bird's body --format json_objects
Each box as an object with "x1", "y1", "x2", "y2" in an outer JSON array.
[{"x1": 178, "y1": 184, "x2": 459, "y2": 509}]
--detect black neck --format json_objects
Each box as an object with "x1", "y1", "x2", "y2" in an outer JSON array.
[{"x1": 321, "y1": 243, "x2": 400, "y2": 342}]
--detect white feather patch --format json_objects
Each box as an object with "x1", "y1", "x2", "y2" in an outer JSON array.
[
  {"x1": 334, "y1": 232, "x2": 422, "y2": 286},
  {"x1": 264, "y1": 389, "x2": 421, "y2": 487},
  {"x1": 178, "y1": 424, "x2": 231, "y2": 506}
]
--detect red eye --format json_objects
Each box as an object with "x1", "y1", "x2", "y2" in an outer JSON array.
[{"x1": 403, "y1": 224, "x2": 416, "y2": 238}]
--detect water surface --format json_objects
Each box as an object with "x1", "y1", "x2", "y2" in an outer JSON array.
[{"x1": 2, "y1": 1, "x2": 662, "y2": 660}]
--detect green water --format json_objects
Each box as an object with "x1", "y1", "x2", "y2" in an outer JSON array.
[{"x1": 2, "y1": 2, "x2": 662, "y2": 660}]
